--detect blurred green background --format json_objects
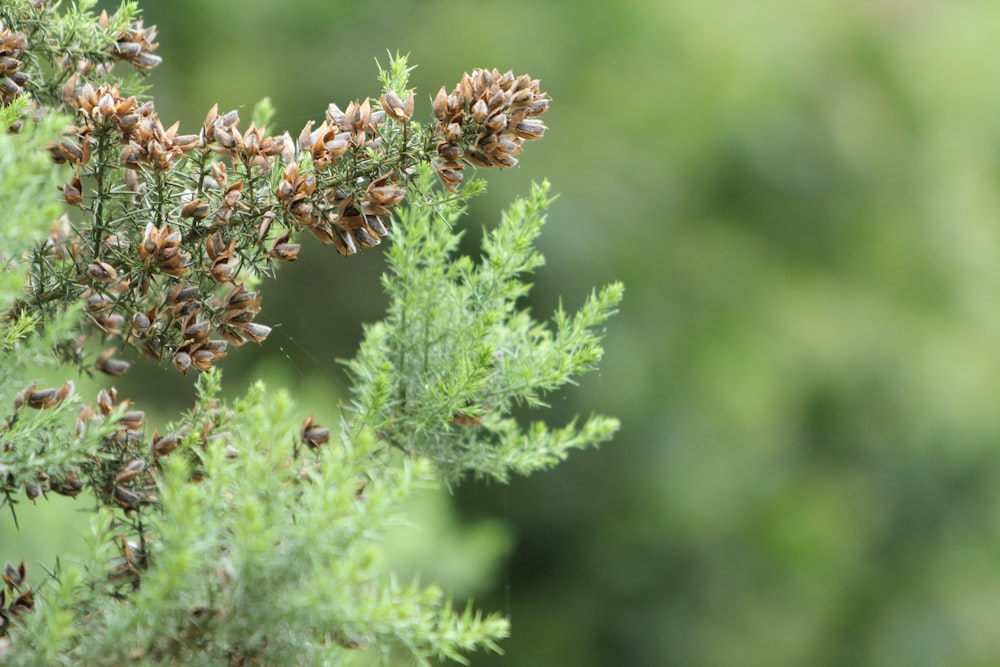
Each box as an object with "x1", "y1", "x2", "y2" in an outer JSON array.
[{"x1": 9, "y1": 0, "x2": 1000, "y2": 664}]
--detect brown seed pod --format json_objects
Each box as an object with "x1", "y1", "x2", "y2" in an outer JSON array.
[
  {"x1": 113, "y1": 486, "x2": 142, "y2": 510},
  {"x1": 115, "y1": 459, "x2": 147, "y2": 485},
  {"x1": 87, "y1": 259, "x2": 118, "y2": 282},
  {"x1": 8, "y1": 588, "x2": 34, "y2": 616},
  {"x1": 181, "y1": 197, "x2": 210, "y2": 218},
  {"x1": 50, "y1": 472, "x2": 83, "y2": 498},
  {"x1": 380, "y1": 89, "x2": 414, "y2": 122},
  {"x1": 365, "y1": 174, "x2": 405, "y2": 207},
  {"x1": 2, "y1": 560, "x2": 26, "y2": 589},
  {"x1": 96, "y1": 348, "x2": 130, "y2": 376},
  {"x1": 96, "y1": 387, "x2": 117, "y2": 416},
  {"x1": 118, "y1": 410, "x2": 145, "y2": 431},
  {"x1": 269, "y1": 230, "x2": 301, "y2": 261},
  {"x1": 513, "y1": 118, "x2": 547, "y2": 140},
  {"x1": 151, "y1": 430, "x2": 180, "y2": 458},
  {"x1": 240, "y1": 322, "x2": 272, "y2": 344},
  {"x1": 131, "y1": 310, "x2": 153, "y2": 337},
  {"x1": 25, "y1": 387, "x2": 57, "y2": 410},
  {"x1": 300, "y1": 414, "x2": 330, "y2": 449},
  {"x1": 173, "y1": 351, "x2": 192, "y2": 374}
]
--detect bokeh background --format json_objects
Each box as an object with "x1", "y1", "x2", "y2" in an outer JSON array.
[{"x1": 8, "y1": 0, "x2": 1000, "y2": 664}]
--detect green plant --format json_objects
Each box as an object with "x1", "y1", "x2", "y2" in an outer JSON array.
[{"x1": 0, "y1": 0, "x2": 621, "y2": 663}]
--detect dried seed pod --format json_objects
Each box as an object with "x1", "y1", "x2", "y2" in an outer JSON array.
[
  {"x1": 380, "y1": 89, "x2": 414, "y2": 122},
  {"x1": 241, "y1": 322, "x2": 272, "y2": 344},
  {"x1": 190, "y1": 349, "x2": 216, "y2": 372},
  {"x1": 51, "y1": 472, "x2": 83, "y2": 498},
  {"x1": 96, "y1": 387, "x2": 117, "y2": 416},
  {"x1": 225, "y1": 285, "x2": 261, "y2": 312},
  {"x1": 115, "y1": 459, "x2": 147, "y2": 485},
  {"x1": 432, "y1": 86, "x2": 450, "y2": 122},
  {"x1": 352, "y1": 225, "x2": 379, "y2": 248},
  {"x1": 269, "y1": 230, "x2": 301, "y2": 261},
  {"x1": 173, "y1": 351, "x2": 192, "y2": 374},
  {"x1": 55, "y1": 380, "x2": 75, "y2": 403},
  {"x1": 436, "y1": 165, "x2": 463, "y2": 192},
  {"x1": 113, "y1": 486, "x2": 142, "y2": 510},
  {"x1": 256, "y1": 209, "x2": 276, "y2": 241},
  {"x1": 513, "y1": 118, "x2": 547, "y2": 140},
  {"x1": 8, "y1": 588, "x2": 34, "y2": 616},
  {"x1": 450, "y1": 412, "x2": 483, "y2": 426},
  {"x1": 28, "y1": 388, "x2": 58, "y2": 409},
  {"x1": 167, "y1": 283, "x2": 200, "y2": 305},
  {"x1": 118, "y1": 410, "x2": 145, "y2": 431},
  {"x1": 181, "y1": 197, "x2": 210, "y2": 218},
  {"x1": 300, "y1": 414, "x2": 330, "y2": 449},
  {"x1": 131, "y1": 310, "x2": 152, "y2": 337},
  {"x1": 151, "y1": 430, "x2": 180, "y2": 458},
  {"x1": 2, "y1": 560, "x2": 26, "y2": 589},
  {"x1": 87, "y1": 259, "x2": 118, "y2": 282},
  {"x1": 183, "y1": 320, "x2": 211, "y2": 341},
  {"x1": 464, "y1": 148, "x2": 492, "y2": 169},
  {"x1": 96, "y1": 348, "x2": 130, "y2": 376},
  {"x1": 13, "y1": 383, "x2": 31, "y2": 409},
  {"x1": 365, "y1": 174, "x2": 405, "y2": 207}
]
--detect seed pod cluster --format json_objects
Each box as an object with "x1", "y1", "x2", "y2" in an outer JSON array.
[
  {"x1": 432, "y1": 68, "x2": 549, "y2": 191},
  {"x1": 26, "y1": 22, "x2": 552, "y2": 377},
  {"x1": 280, "y1": 98, "x2": 410, "y2": 255},
  {"x1": 34, "y1": 84, "x2": 282, "y2": 375},
  {"x1": 203, "y1": 104, "x2": 291, "y2": 169},
  {"x1": 217, "y1": 283, "x2": 269, "y2": 346},
  {"x1": 0, "y1": 561, "x2": 34, "y2": 633},
  {"x1": 0, "y1": 25, "x2": 29, "y2": 107},
  {"x1": 2, "y1": 381, "x2": 167, "y2": 509},
  {"x1": 140, "y1": 222, "x2": 190, "y2": 276},
  {"x1": 172, "y1": 313, "x2": 227, "y2": 374},
  {"x1": 106, "y1": 12, "x2": 161, "y2": 70}
]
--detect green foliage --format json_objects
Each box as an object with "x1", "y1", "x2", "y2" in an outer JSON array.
[
  {"x1": 3, "y1": 372, "x2": 509, "y2": 665},
  {"x1": 348, "y1": 172, "x2": 621, "y2": 482},
  {"x1": 0, "y1": 0, "x2": 617, "y2": 663}
]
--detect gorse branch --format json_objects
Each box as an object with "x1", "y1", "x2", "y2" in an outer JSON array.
[{"x1": 0, "y1": 0, "x2": 620, "y2": 663}]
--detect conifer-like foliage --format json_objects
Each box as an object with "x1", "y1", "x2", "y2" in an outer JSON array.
[{"x1": 0, "y1": 0, "x2": 621, "y2": 663}]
